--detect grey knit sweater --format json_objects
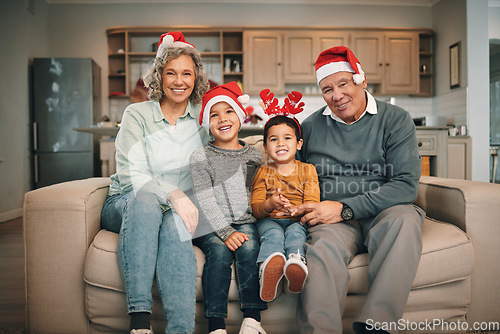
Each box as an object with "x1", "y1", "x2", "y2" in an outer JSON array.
[
  {"x1": 298, "y1": 99, "x2": 421, "y2": 220},
  {"x1": 189, "y1": 140, "x2": 262, "y2": 241}
]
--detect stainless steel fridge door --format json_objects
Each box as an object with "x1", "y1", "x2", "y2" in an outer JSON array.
[
  {"x1": 34, "y1": 152, "x2": 94, "y2": 189},
  {"x1": 33, "y1": 58, "x2": 95, "y2": 153}
]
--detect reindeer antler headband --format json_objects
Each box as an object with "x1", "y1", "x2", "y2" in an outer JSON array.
[
  {"x1": 259, "y1": 89, "x2": 305, "y2": 136},
  {"x1": 259, "y1": 89, "x2": 305, "y2": 117}
]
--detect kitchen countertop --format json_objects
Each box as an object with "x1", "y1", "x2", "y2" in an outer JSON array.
[
  {"x1": 73, "y1": 126, "x2": 120, "y2": 137},
  {"x1": 73, "y1": 125, "x2": 449, "y2": 138}
]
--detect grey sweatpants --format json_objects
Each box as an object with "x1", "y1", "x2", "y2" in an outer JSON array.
[{"x1": 297, "y1": 204, "x2": 425, "y2": 334}]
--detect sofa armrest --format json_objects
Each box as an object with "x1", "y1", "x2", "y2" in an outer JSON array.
[
  {"x1": 415, "y1": 176, "x2": 500, "y2": 324},
  {"x1": 24, "y1": 177, "x2": 111, "y2": 333}
]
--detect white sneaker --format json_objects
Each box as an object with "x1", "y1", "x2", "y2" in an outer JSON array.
[
  {"x1": 209, "y1": 329, "x2": 227, "y2": 334},
  {"x1": 284, "y1": 252, "x2": 308, "y2": 294},
  {"x1": 259, "y1": 252, "x2": 286, "y2": 302},
  {"x1": 130, "y1": 327, "x2": 153, "y2": 334},
  {"x1": 239, "y1": 317, "x2": 267, "y2": 334}
]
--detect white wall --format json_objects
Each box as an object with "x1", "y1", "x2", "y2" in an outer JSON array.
[
  {"x1": 0, "y1": 0, "x2": 50, "y2": 222},
  {"x1": 489, "y1": 5, "x2": 500, "y2": 39},
  {"x1": 466, "y1": 0, "x2": 490, "y2": 181},
  {"x1": 431, "y1": 0, "x2": 467, "y2": 125}
]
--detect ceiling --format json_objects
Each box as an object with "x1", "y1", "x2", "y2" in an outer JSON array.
[{"x1": 45, "y1": 0, "x2": 442, "y2": 6}]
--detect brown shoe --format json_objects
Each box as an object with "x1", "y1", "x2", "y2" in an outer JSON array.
[
  {"x1": 284, "y1": 252, "x2": 308, "y2": 294},
  {"x1": 259, "y1": 252, "x2": 286, "y2": 302}
]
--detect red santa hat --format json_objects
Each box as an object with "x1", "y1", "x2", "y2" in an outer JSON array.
[
  {"x1": 156, "y1": 31, "x2": 195, "y2": 58},
  {"x1": 315, "y1": 46, "x2": 365, "y2": 85},
  {"x1": 200, "y1": 81, "x2": 250, "y2": 131}
]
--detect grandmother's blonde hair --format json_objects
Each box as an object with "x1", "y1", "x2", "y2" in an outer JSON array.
[{"x1": 143, "y1": 46, "x2": 209, "y2": 105}]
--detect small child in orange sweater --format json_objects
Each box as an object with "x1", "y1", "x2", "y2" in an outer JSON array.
[{"x1": 251, "y1": 90, "x2": 320, "y2": 302}]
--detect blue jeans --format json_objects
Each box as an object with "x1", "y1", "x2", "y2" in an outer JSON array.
[
  {"x1": 193, "y1": 224, "x2": 267, "y2": 318},
  {"x1": 101, "y1": 190, "x2": 197, "y2": 334},
  {"x1": 256, "y1": 218, "x2": 307, "y2": 263}
]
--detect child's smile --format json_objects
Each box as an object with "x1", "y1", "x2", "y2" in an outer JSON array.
[
  {"x1": 265, "y1": 123, "x2": 303, "y2": 169},
  {"x1": 209, "y1": 101, "x2": 242, "y2": 149}
]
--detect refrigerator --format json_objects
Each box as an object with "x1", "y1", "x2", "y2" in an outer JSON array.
[{"x1": 32, "y1": 58, "x2": 101, "y2": 189}]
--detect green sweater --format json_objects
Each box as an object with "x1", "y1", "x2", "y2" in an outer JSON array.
[{"x1": 298, "y1": 100, "x2": 421, "y2": 220}]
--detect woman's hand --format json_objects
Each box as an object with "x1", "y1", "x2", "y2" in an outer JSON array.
[
  {"x1": 168, "y1": 189, "x2": 199, "y2": 235},
  {"x1": 224, "y1": 231, "x2": 249, "y2": 251},
  {"x1": 296, "y1": 201, "x2": 343, "y2": 226}
]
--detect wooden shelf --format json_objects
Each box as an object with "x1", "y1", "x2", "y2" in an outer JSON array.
[
  {"x1": 415, "y1": 32, "x2": 434, "y2": 97},
  {"x1": 106, "y1": 27, "x2": 244, "y2": 97}
]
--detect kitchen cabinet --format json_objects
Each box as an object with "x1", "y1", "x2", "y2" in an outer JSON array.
[
  {"x1": 417, "y1": 32, "x2": 434, "y2": 96},
  {"x1": 350, "y1": 31, "x2": 384, "y2": 83},
  {"x1": 243, "y1": 30, "x2": 283, "y2": 94},
  {"x1": 106, "y1": 27, "x2": 243, "y2": 98},
  {"x1": 448, "y1": 136, "x2": 472, "y2": 180},
  {"x1": 107, "y1": 27, "x2": 433, "y2": 98},
  {"x1": 283, "y1": 31, "x2": 349, "y2": 84},
  {"x1": 416, "y1": 127, "x2": 448, "y2": 177},
  {"x1": 351, "y1": 31, "x2": 419, "y2": 95}
]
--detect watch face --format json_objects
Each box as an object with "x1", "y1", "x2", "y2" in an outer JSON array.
[{"x1": 342, "y1": 206, "x2": 353, "y2": 221}]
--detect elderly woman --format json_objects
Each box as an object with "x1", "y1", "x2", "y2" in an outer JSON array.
[{"x1": 100, "y1": 32, "x2": 210, "y2": 334}]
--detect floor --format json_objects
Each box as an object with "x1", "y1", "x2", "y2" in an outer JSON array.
[{"x1": 0, "y1": 217, "x2": 26, "y2": 330}]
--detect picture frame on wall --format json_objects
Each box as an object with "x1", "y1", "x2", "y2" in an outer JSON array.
[{"x1": 450, "y1": 42, "x2": 461, "y2": 89}]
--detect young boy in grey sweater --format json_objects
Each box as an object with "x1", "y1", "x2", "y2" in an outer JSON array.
[{"x1": 190, "y1": 82, "x2": 267, "y2": 334}]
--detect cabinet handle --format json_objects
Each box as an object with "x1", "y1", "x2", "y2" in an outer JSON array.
[
  {"x1": 277, "y1": 62, "x2": 282, "y2": 66},
  {"x1": 33, "y1": 122, "x2": 38, "y2": 151},
  {"x1": 34, "y1": 154, "x2": 39, "y2": 184},
  {"x1": 386, "y1": 63, "x2": 390, "y2": 66},
  {"x1": 418, "y1": 141, "x2": 423, "y2": 147},
  {"x1": 379, "y1": 63, "x2": 383, "y2": 67}
]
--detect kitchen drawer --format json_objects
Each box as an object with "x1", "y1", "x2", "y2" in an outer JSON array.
[{"x1": 416, "y1": 134, "x2": 437, "y2": 155}]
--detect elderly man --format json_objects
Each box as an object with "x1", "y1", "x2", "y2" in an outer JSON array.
[{"x1": 296, "y1": 46, "x2": 425, "y2": 334}]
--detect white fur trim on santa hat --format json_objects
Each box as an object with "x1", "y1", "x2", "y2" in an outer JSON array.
[
  {"x1": 316, "y1": 61, "x2": 365, "y2": 85},
  {"x1": 200, "y1": 95, "x2": 247, "y2": 132},
  {"x1": 156, "y1": 38, "x2": 193, "y2": 59},
  {"x1": 237, "y1": 94, "x2": 250, "y2": 105}
]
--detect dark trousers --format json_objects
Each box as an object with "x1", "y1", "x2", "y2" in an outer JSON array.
[{"x1": 194, "y1": 223, "x2": 267, "y2": 318}]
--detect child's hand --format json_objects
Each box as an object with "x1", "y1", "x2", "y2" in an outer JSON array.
[
  {"x1": 225, "y1": 231, "x2": 249, "y2": 251},
  {"x1": 265, "y1": 189, "x2": 292, "y2": 213},
  {"x1": 276, "y1": 204, "x2": 302, "y2": 217}
]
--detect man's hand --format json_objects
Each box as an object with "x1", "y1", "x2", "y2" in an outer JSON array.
[
  {"x1": 168, "y1": 189, "x2": 199, "y2": 235},
  {"x1": 224, "y1": 231, "x2": 249, "y2": 251},
  {"x1": 297, "y1": 201, "x2": 343, "y2": 226}
]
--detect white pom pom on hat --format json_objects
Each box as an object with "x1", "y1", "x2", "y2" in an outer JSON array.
[
  {"x1": 156, "y1": 31, "x2": 195, "y2": 58},
  {"x1": 200, "y1": 81, "x2": 249, "y2": 132},
  {"x1": 315, "y1": 46, "x2": 365, "y2": 85}
]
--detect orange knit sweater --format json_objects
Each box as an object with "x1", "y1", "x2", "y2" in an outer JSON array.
[{"x1": 251, "y1": 160, "x2": 320, "y2": 221}]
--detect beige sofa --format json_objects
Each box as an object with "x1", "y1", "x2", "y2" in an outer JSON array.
[{"x1": 24, "y1": 136, "x2": 500, "y2": 334}]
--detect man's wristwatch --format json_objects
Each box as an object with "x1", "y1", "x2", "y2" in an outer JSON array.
[{"x1": 340, "y1": 203, "x2": 354, "y2": 221}]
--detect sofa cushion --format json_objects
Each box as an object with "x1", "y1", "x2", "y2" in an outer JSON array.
[
  {"x1": 346, "y1": 217, "x2": 474, "y2": 294},
  {"x1": 84, "y1": 230, "x2": 239, "y2": 301},
  {"x1": 85, "y1": 216, "x2": 473, "y2": 302}
]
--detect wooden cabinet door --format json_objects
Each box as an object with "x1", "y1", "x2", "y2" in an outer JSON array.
[
  {"x1": 243, "y1": 31, "x2": 283, "y2": 94},
  {"x1": 317, "y1": 32, "x2": 349, "y2": 55},
  {"x1": 383, "y1": 32, "x2": 418, "y2": 94},
  {"x1": 448, "y1": 137, "x2": 472, "y2": 180},
  {"x1": 283, "y1": 31, "x2": 349, "y2": 83},
  {"x1": 351, "y1": 32, "x2": 384, "y2": 83},
  {"x1": 283, "y1": 32, "x2": 316, "y2": 83}
]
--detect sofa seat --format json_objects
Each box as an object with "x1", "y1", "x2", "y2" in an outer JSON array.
[{"x1": 84, "y1": 214, "x2": 473, "y2": 333}]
